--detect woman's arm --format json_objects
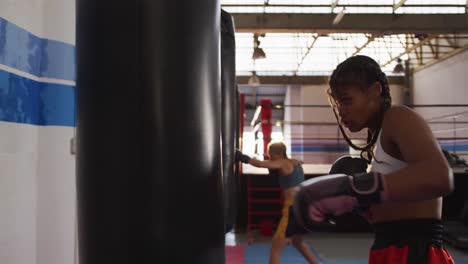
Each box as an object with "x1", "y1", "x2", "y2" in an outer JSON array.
[
  {"x1": 248, "y1": 158, "x2": 283, "y2": 170},
  {"x1": 236, "y1": 150, "x2": 283, "y2": 170},
  {"x1": 381, "y1": 106, "x2": 454, "y2": 202}
]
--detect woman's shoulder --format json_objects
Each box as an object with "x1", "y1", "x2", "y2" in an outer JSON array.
[
  {"x1": 385, "y1": 105, "x2": 414, "y2": 117},
  {"x1": 382, "y1": 105, "x2": 429, "y2": 139},
  {"x1": 288, "y1": 158, "x2": 303, "y2": 167},
  {"x1": 383, "y1": 105, "x2": 424, "y2": 127}
]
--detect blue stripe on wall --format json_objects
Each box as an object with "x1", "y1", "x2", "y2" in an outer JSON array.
[
  {"x1": 0, "y1": 17, "x2": 75, "y2": 81},
  {"x1": 291, "y1": 143, "x2": 468, "y2": 153},
  {"x1": 0, "y1": 69, "x2": 75, "y2": 126},
  {"x1": 442, "y1": 145, "x2": 468, "y2": 152}
]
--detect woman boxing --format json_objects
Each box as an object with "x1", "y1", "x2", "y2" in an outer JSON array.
[
  {"x1": 293, "y1": 55, "x2": 454, "y2": 263},
  {"x1": 237, "y1": 142, "x2": 318, "y2": 264}
]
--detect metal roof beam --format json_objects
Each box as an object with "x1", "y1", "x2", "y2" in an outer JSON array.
[
  {"x1": 237, "y1": 75, "x2": 405, "y2": 85},
  {"x1": 381, "y1": 35, "x2": 438, "y2": 67},
  {"x1": 223, "y1": 4, "x2": 464, "y2": 8},
  {"x1": 352, "y1": 34, "x2": 377, "y2": 56},
  {"x1": 413, "y1": 43, "x2": 468, "y2": 72},
  {"x1": 295, "y1": 35, "x2": 319, "y2": 73},
  {"x1": 232, "y1": 14, "x2": 468, "y2": 34}
]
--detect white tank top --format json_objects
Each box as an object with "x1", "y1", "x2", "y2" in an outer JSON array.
[{"x1": 370, "y1": 130, "x2": 407, "y2": 175}]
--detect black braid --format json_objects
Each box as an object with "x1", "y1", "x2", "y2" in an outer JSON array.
[{"x1": 329, "y1": 55, "x2": 392, "y2": 164}]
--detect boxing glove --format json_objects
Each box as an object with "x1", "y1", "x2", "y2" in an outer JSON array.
[
  {"x1": 235, "y1": 150, "x2": 251, "y2": 164},
  {"x1": 293, "y1": 171, "x2": 384, "y2": 231}
]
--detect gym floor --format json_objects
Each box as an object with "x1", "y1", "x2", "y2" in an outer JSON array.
[{"x1": 225, "y1": 230, "x2": 468, "y2": 263}]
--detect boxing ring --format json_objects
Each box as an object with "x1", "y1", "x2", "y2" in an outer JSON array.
[
  {"x1": 242, "y1": 103, "x2": 468, "y2": 166},
  {"x1": 240, "y1": 101, "x2": 468, "y2": 245}
]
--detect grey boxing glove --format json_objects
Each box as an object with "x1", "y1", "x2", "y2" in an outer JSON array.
[{"x1": 293, "y1": 172, "x2": 384, "y2": 231}]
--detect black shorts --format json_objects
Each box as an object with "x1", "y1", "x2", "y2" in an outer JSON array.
[
  {"x1": 369, "y1": 219, "x2": 454, "y2": 264},
  {"x1": 285, "y1": 206, "x2": 309, "y2": 238}
]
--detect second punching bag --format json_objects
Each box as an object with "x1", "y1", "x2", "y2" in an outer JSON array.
[{"x1": 221, "y1": 9, "x2": 238, "y2": 232}]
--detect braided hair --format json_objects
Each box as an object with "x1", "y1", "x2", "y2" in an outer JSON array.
[{"x1": 328, "y1": 55, "x2": 392, "y2": 163}]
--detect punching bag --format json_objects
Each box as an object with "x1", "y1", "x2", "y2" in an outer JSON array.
[
  {"x1": 76, "y1": 1, "x2": 224, "y2": 263},
  {"x1": 234, "y1": 88, "x2": 242, "y2": 230},
  {"x1": 221, "y1": 9, "x2": 238, "y2": 232}
]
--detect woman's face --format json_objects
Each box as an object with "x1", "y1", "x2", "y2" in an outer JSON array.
[{"x1": 330, "y1": 84, "x2": 381, "y2": 132}]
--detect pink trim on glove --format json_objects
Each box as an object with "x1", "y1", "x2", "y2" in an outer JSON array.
[{"x1": 308, "y1": 195, "x2": 359, "y2": 222}]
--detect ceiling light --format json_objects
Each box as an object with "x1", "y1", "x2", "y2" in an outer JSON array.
[
  {"x1": 248, "y1": 71, "x2": 260, "y2": 86},
  {"x1": 393, "y1": 58, "x2": 404, "y2": 73},
  {"x1": 252, "y1": 47, "x2": 266, "y2": 60},
  {"x1": 252, "y1": 34, "x2": 266, "y2": 60},
  {"x1": 415, "y1": 34, "x2": 428, "y2": 41}
]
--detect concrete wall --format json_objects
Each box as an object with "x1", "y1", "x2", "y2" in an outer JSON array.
[{"x1": 414, "y1": 50, "x2": 468, "y2": 159}]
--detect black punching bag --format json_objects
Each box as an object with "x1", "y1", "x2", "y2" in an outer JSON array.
[
  {"x1": 76, "y1": 1, "x2": 224, "y2": 264},
  {"x1": 233, "y1": 88, "x2": 243, "y2": 230},
  {"x1": 221, "y1": 9, "x2": 238, "y2": 232}
]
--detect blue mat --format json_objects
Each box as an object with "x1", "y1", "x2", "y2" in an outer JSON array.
[
  {"x1": 244, "y1": 245, "x2": 468, "y2": 264},
  {"x1": 244, "y1": 245, "x2": 366, "y2": 264}
]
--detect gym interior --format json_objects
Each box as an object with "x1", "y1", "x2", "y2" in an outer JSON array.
[{"x1": 0, "y1": 1, "x2": 467, "y2": 263}]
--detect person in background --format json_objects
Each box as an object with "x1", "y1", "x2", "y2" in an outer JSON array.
[{"x1": 237, "y1": 142, "x2": 318, "y2": 264}]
